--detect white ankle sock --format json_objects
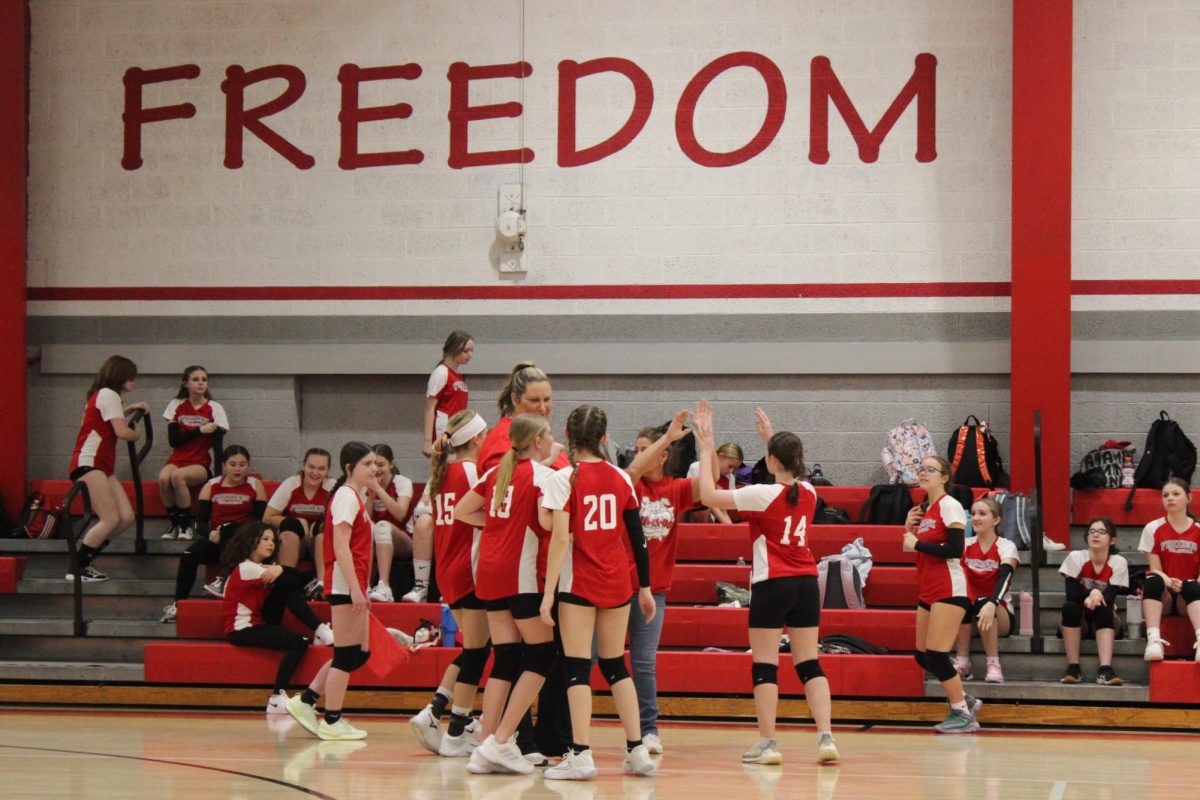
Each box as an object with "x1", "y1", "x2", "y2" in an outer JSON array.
[{"x1": 414, "y1": 559, "x2": 431, "y2": 584}]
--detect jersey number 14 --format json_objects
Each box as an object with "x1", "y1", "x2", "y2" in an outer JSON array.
[{"x1": 780, "y1": 515, "x2": 807, "y2": 547}]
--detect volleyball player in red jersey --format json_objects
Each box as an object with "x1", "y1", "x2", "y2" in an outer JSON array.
[
  {"x1": 622, "y1": 410, "x2": 700, "y2": 754},
  {"x1": 407, "y1": 410, "x2": 491, "y2": 757},
  {"x1": 66, "y1": 355, "x2": 149, "y2": 582},
  {"x1": 158, "y1": 366, "x2": 230, "y2": 541},
  {"x1": 477, "y1": 361, "x2": 567, "y2": 472},
  {"x1": 263, "y1": 449, "x2": 334, "y2": 579},
  {"x1": 953, "y1": 497, "x2": 1019, "y2": 683},
  {"x1": 160, "y1": 445, "x2": 266, "y2": 621},
  {"x1": 221, "y1": 522, "x2": 333, "y2": 713},
  {"x1": 693, "y1": 401, "x2": 838, "y2": 766},
  {"x1": 1060, "y1": 517, "x2": 1129, "y2": 685},
  {"x1": 453, "y1": 414, "x2": 558, "y2": 775},
  {"x1": 422, "y1": 330, "x2": 474, "y2": 458},
  {"x1": 367, "y1": 444, "x2": 413, "y2": 603},
  {"x1": 285, "y1": 442, "x2": 380, "y2": 741},
  {"x1": 903, "y1": 455, "x2": 980, "y2": 733},
  {"x1": 540, "y1": 405, "x2": 658, "y2": 781},
  {"x1": 1138, "y1": 478, "x2": 1200, "y2": 661}
]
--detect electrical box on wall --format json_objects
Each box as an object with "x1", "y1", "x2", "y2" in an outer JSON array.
[{"x1": 497, "y1": 184, "x2": 526, "y2": 273}]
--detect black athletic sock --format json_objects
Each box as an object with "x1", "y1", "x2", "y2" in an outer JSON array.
[
  {"x1": 448, "y1": 711, "x2": 471, "y2": 737},
  {"x1": 324, "y1": 710, "x2": 342, "y2": 725},
  {"x1": 77, "y1": 544, "x2": 98, "y2": 569},
  {"x1": 430, "y1": 691, "x2": 450, "y2": 719},
  {"x1": 570, "y1": 742, "x2": 590, "y2": 755},
  {"x1": 301, "y1": 688, "x2": 320, "y2": 706},
  {"x1": 626, "y1": 739, "x2": 642, "y2": 752}
]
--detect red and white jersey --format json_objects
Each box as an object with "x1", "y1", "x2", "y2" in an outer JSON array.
[
  {"x1": 223, "y1": 560, "x2": 270, "y2": 634},
  {"x1": 628, "y1": 474, "x2": 696, "y2": 594},
  {"x1": 69, "y1": 388, "x2": 123, "y2": 476},
  {"x1": 267, "y1": 475, "x2": 337, "y2": 523},
  {"x1": 432, "y1": 460, "x2": 481, "y2": 605},
  {"x1": 206, "y1": 476, "x2": 263, "y2": 527},
  {"x1": 427, "y1": 364, "x2": 469, "y2": 437},
  {"x1": 472, "y1": 458, "x2": 555, "y2": 600},
  {"x1": 371, "y1": 474, "x2": 414, "y2": 527},
  {"x1": 478, "y1": 416, "x2": 570, "y2": 473},
  {"x1": 962, "y1": 535, "x2": 1019, "y2": 609},
  {"x1": 732, "y1": 481, "x2": 819, "y2": 584},
  {"x1": 1138, "y1": 517, "x2": 1200, "y2": 582},
  {"x1": 1059, "y1": 550, "x2": 1130, "y2": 593},
  {"x1": 914, "y1": 494, "x2": 968, "y2": 604},
  {"x1": 162, "y1": 398, "x2": 229, "y2": 469},
  {"x1": 324, "y1": 485, "x2": 373, "y2": 594},
  {"x1": 543, "y1": 461, "x2": 639, "y2": 608}
]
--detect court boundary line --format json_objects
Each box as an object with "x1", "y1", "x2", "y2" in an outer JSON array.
[{"x1": 0, "y1": 743, "x2": 337, "y2": 799}]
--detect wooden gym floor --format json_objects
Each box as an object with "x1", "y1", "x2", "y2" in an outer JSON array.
[{"x1": 2, "y1": 708, "x2": 1198, "y2": 799}]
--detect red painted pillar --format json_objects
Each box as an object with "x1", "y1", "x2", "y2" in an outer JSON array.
[
  {"x1": 0, "y1": 3, "x2": 29, "y2": 518},
  {"x1": 1011, "y1": 1, "x2": 1072, "y2": 541}
]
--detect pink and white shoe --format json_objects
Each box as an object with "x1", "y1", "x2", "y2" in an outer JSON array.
[
  {"x1": 984, "y1": 661, "x2": 1004, "y2": 683},
  {"x1": 952, "y1": 656, "x2": 974, "y2": 681}
]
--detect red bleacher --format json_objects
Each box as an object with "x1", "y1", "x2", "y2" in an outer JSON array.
[
  {"x1": 677, "y1": 522, "x2": 914, "y2": 564},
  {"x1": 172, "y1": 600, "x2": 442, "y2": 639},
  {"x1": 0, "y1": 556, "x2": 26, "y2": 593},
  {"x1": 1071, "y1": 488, "x2": 1163, "y2": 526},
  {"x1": 667, "y1": 563, "x2": 916, "y2": 607},
  {"x1": 1149, "y1": 661, "x2": 1200, "y2": 704}
]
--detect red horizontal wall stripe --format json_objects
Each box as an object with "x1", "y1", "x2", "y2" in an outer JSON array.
[{"x1": 23, "y1": 279, "x2": 1200, "y2": 303}]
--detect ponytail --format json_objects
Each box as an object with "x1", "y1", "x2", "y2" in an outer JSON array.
[
  {"x1": 428, "y1": 433, "x2": 453, "y2": 499},
  {"x1": 492, "y1": 414, "x2": 547, "y2": 514}
]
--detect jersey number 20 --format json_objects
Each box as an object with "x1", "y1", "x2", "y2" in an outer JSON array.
[{"x1": 582, "y1": 494, "x2": 618, "y2": 531}]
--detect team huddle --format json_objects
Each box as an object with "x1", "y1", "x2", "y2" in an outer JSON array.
[{"x1": 62, "y1": 331, "x2": 1200, "y2": 777}]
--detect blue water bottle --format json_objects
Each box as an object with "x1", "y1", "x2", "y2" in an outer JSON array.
[{"x1": 441, "y1": 604, "x2": 458, "y2": 645}]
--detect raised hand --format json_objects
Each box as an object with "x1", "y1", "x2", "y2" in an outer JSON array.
[
  {"x1": 754, "y1": 407, "x2": 773, "y2": 444},
  {"x1": 665, "y1": 409, "x2": 692, "y2": 442}
]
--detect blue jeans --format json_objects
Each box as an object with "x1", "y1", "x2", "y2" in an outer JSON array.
[{"x1": 628, "y1": 592, "x2": 667, "y2": 737}]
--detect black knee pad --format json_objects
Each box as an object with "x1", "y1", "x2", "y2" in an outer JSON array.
[
  {"x1": 1182, "y1": 580, "x2": 1200, "y2": 604},
  {"x1": 913, "y1": 651, "x2": 927, "y2": 671},
  {"x1": 354, "y1": 647, "x2": 371, "y2": 670},
  {"x1": 332, "y1": 645, "x2": 361, "y2": 672},
  {"x1": 751, "y1": 662, "x2": 778, "y2": 686},
  {"x1": 456, "y1": 645, "x2": 491, "y2": 686},
  {"x1": 924, "y1": 650, "x2": 957, "y2": 682},
  {"x1": 794, "y1": 659, "x2": 825, "y2": 685},
  {"x1": 562, "y1": 656, "x2": 592, "y2": 688},
  {"x1": 1060, "y1": 600, "x2": 1083, "y2": 628},
  {"x1": 598, "y1": 655, "x2": 630, "y2": 686},
  {"x1": 279, "y1": 517, "x2": 306, "y2": 537},
  {"x1": 1143, "y1": 573, "x2": 1166, "y2": 598},
  {"x1": 489, "y1": 642, "x2": 522, "y2": 683},
  {"x1": 521, "y1": 641, "x2": 558, "y2": 678},
  {"x1": 1089, "y1": 603, "x2": 1115, "y2": 630}
]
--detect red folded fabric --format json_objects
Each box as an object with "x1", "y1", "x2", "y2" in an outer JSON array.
[{"x1": 356, "y1": 613, "x2": 412, "y2": 682}]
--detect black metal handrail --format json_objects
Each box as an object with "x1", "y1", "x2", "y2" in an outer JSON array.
[
  {"x1": 1030, "y1": 410, "x2": 1045, "y2": 654},
  {"x1": 61, "y1": 480, "x2": 94, "y2": 637},
  {"x1": 125, "y1": 409, "x2": 154, "y2": 555}
]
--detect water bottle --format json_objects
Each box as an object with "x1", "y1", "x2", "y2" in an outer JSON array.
[
  {"x1": 1125, "y1": 595, "x2": 1143, "y2": 640},
  {"x1": 1121, "y1": 450, "x2": 1135, "y2": 489},
  {"x1": 736, "y1": 556, "x2": 746, "y2": 567},
  {"x1": 1018, "y1": 591, "x2": 1034, "y2": 636},
  {"x1": 440, "y1": 604, "x2": 459, "y2": 645}
]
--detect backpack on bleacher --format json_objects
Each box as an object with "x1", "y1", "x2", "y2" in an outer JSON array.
[
  {"x1": 1125, "y1": 411, "x2": 1197, "y2": 511},
  {"x1": 1072, "y1": 444, "x2": 1131, "y2": 490},
  {"x1": 946, "y1": 415, "x2": 1006, "y2": 488},
  {"x1": 987, "y1": 490, "x2": 1032, "y2": 551},
  {"x1": 859, "y1": 484, "x2": 911, "y2": 525},
  {"x1": 14, "y1": 492, "x2": 60, "y2": 540},
  {"x1": 882, "y1": 421, "x2": 937, "y2": 486},
  {"x1": 818, "y1": 633, "x2": 887, "y2": 655},
  {"x1": 807, "y1": 464, "x2": 833, "y2": 487},
  {"x1": 817, "y1": 555, "x2": 865, "y2": 609},
  {"x1": 814, "y1": 497, "x2": 853, "y2": 525}
]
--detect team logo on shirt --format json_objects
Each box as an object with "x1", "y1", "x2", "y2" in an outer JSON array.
[
  {"x1": 639, "y1": 497, "x2": 676, "y2": 541},
  {"x1": 212, "y1": 492, "x2": 248, "y2": 505},
  {"x1": 1080, "y1": 577, "x2": 1110, "y2": 592},
  {"x1": 965, "y1": 557, "x2": 999, "y2": 572},
  {"x1": 290, "y1": 503, "x2": 325, "y2": 515},
  {"x1": 918, "y1": 518, "x2": 938, "y2": 534},
  {"x1": 451, "y1": 380, "x2": 468, "y2": 392},
  {"x1": 178, "y1": 414, "x2": 210, "y2": 427},
  {"x1": 1161, "y1": 539, "x2": 1199, "y2": 555}
]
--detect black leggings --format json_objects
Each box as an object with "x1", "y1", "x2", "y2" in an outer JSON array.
[
  {"x1": 175, "y1": 523, "x2": 238, "y2": 601},
  {"x1": 226, "y1": 569, "x2": 321, "y2": 693}
]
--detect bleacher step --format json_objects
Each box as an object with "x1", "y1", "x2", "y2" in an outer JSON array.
[
  {"x1": 924, "y1": 679, "x2": 1148, "y2": 703},
  {"x1": 0, "y1": 660, "x2": 145, "y2": 682},
  {"x1": 18, "y1": 578, "x2": 176, "y2": 596},
  {"x1": 0, "y1": 539, "x2": 188, "y2": 555}
]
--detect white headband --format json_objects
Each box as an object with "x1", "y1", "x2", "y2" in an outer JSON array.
[{"x1": 449, "y1": 414, "x2": 487, "y2": 447}]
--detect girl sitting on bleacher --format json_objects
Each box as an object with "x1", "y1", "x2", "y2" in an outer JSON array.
[
  {"x1": 221, "y1": 521, "x2": 333, "y2": 714},
  {"x1": 263, "y1": 448, "x2": 334, "y2": 577},
  {"x1": 1059, "y1": 517, "x2": 1128, "y2": 685},
  {"x1": 693, "y1": 401, "x2": 839, "y2": 766},
  {"x1": 161, "y1": 445, "x2": 266, "y2": 622},
  {"x1": 1138, "y1": 478, "x2": 1200, "y2": 661},
  {"x1": 953, "y1": 497, "x2": 1019, "y2": 683},
  {"x1": 686, "y1": 441, "x2": 744, "y2": 524},
  {"x1": 366, "y1": 444, "x2": 413, "y2": 603},
  {"x1": 158, "y1": 366, "x2": 229, "y2": 541},
  {"x1": 66, "y1": 355, "x2": 149, "y2": 583}
]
